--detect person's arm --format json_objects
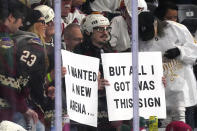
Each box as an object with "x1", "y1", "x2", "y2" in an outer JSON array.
[
  {"x1": 165, "y1": 21, "x2": 197, "y2": 65},
  {"x1": 0, "y1": 85, "x2": 38, "y2": 123},
  {"x1": 98, "y1": 72, "x2": 110, "y2": 90},
  {"x1": 24, "y1": 108, "x2": 38, "y2": 124},
  {"x1": 45, "y1": 66, "x2": 66, "y2": 85}
]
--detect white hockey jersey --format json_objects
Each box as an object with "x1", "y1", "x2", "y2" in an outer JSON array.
[
  {"x1": 90, "y1": 0, "x2": 121, "y2": 13},
  {"x1": 62, "y1": 8, "x2": 86, "y2": 29},
  {"x1": 110, "y1": 16, "x2": 131, "y2": 52}
]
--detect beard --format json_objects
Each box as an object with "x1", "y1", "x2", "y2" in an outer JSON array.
[
  {"x1": 92, "y1": 33, "x2": 111, "y2": 48},
  {"x1": 99, "y1": 34, "x2": 110, "y2": 44},
  {"x1": 98, "y1": 41, "x2": 107, "y2": 46},
  {"x1": 98, "y1": 38, "x2": 109, "y2": 47}
]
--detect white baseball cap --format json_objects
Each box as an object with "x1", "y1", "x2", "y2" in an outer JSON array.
[
  {"x1": 0, "y1": 121, "x2": 27, "y2": 131},
  {"x1": 34, "y1": 5, "x2": 54, "y2": 23}
]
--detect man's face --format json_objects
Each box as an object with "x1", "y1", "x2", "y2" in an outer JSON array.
[
  {"x1": 61, "y1": 1, "x2": 72, "y2": 17},
  {"x1": 10, "y1": 17, "x2": 23, "y2": 33},
  {"x1": 164, "y1": 9, "x2": 178, "y2": 22},
  {"x1": 46, "y1": 20, "x2": 55, "y2": 37},
  {"x1": 65, "y1": 27, "x2": 83, "y2": 51},
  {"x1": 91, "y1": 25, "x2": 111, "y2": 48}
]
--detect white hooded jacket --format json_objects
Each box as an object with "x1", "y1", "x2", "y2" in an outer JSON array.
[{"x1": 139, "y1": 20, "x2": 197, "y2": 108}]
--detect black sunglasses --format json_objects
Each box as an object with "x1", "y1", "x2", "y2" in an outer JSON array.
[{"x1": 37, "y1": 20, "x2": 46, "y2": 25}]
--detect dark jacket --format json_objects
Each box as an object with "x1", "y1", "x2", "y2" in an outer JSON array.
[
  {"x1": 13, "y1": 30, "x2": 47, "y2": 122},
  {"x1": 74, "y1": 38, "x2": 116, "y2": 129},
  {"x1": 0, "y1": 24, "x2": 29, "y2": 121}
]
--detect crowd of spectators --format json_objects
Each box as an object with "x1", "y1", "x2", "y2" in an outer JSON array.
[{"x1": 0, "y1": 0, "x2": 197, "y2": 131}]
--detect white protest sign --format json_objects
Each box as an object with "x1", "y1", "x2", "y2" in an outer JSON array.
[
  {"x1": 61, "y1": 50, "x2": 100, "y2": 127},
  {"x1": 101, "y1": 52, "x2": 166, "y2": 121}
]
